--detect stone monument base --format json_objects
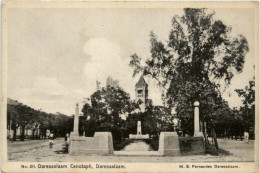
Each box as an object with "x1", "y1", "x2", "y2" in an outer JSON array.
[
  {"x1": 69, "y1": 132, "x2": 114, "y2": 155},
  {"x1": 179, "y1": 136, "x2": 205, "y2": 155},
  {"x1": 70, "y1": 131, "x2": 79, "y2": 138},
  {"x1": 129, "y1": 134, "x2": 149, "y2": 139},
  {"x1": 158, "y1": 132, "x2": 181, "y2": 156},
  {"x1": 194, "y1": 132, "x2": 204, "y2": 137}
]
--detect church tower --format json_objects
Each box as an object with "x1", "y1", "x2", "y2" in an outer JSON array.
[{"x1": 135, "y1": 75, "x2": 148, "y2": 112}]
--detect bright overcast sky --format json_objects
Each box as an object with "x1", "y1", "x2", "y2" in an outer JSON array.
[{"x1": 7, "y1": 7, "x2": 256, "y2": 115}]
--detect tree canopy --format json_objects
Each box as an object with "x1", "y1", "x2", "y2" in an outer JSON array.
[
  {"x1": 129, "y1": 8, "x2": 249, "y2": 135},
  {"x1": 7, "y1": 98, "x2": 73, "y2": 141},
  {"x1": 235, "y1": 79, "x2": 255, "y2": 132},
  {"x1": 81, "y1": 85, "x2": 139, "y2": 141}
]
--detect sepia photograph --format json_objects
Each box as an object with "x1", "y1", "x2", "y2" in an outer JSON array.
[{"x1": 1, "y1": 1, "x2": 259, "y2": 172}]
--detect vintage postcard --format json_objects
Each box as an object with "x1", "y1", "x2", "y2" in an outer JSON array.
[{"x1": 1, "y1": 1, "x2": 259, "y2": 173}]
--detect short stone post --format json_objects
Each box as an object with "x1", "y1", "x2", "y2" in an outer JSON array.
[
  {"x1": 194, "y1": 101, "x2": 203, "y2": 137},
  {"x1": 71, "y1": 103, "x2": 79, "y2": 137}
]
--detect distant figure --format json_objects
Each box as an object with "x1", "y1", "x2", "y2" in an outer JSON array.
[
  {"x1": 244, "y1": 131, "x2": 249, "y2": 144},
  {"x1": 49, "y1": 132, "x2": 54, "y2": 148},
  {"x1": 65, "y1": 133, "x2": 70, "y2": 143}
]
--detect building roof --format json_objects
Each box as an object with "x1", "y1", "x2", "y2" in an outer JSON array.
[
  {"x1": 7, "y1": 98, "x2": 20, "y2": 105},
  {"x1": 135, "y1": 75, "x2": 148, "y2": 87}
]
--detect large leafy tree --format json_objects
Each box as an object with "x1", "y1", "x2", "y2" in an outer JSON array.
[
  {"x1": 7, "y1": 103, "x2": 34, "y2": 141},
  {"x1": 81, "y1": 85, "x2": 139, "y2": 142},
  {"x1": 51, "y1": 112, "x2": 73, "y2": 137},
  {"x1": 145, "y1": 105, "x2": 174, "y2": 136},
  {"x1": 130, "y1": 8, "x2": 249, "y2": 135}
]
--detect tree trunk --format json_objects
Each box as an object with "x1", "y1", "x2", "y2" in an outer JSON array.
[
  {"x1": 211, "y1": 128, "x2": 219, "y2": 150},
  {"x1": 32, "y1": 129, "x2": 35, "y2": 139},
  {"x1": 42, "y1": 129, "x2": 46, "y2": 139},
  {"x1": 44, "y1": 129, "x2": 47, "y2": 139},
  {"x1": 204, "y1": 122, "x2": 208, "y2": 144},
  {"x1": 36, "y1": 129, "x2": 39, "y2": 139},
  {"x1": 13, "y1": 126, "x2": 17, "y2": 141},
  {"x1": 20, "y1": 125, "x2": 26, "y2": 141}
]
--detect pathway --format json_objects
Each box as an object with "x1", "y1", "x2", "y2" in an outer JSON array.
[
  {"x1": 115, "y1": 140, "x2": 160, "y2": 156},
  {"x1": 122, "y1": 140, "x2": 152, "y2": 151}
]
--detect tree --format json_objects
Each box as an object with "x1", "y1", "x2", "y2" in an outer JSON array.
[
  {"x1": 14, "y1": 104, "x2": 34, "y2": 141},
  {"x1": 7, "y1": 104, "x2": 20, "y2": 141},
  {"x1": 7, "y1": 98, "x2": 73, "y2": 140},
  {"x1": 235, "y1": 79, "x2": 255, "y2": 135},
  {"x1": 51, "y1": 112, "x2": 73, "y2": 137},
  {"x1": 81, "y1": 85, "x2": 139, "y2": 143},
  {"x1": 37, "y1": 112, "x2": 52, "y2": 139},
  {"x1": 144, "y1": 105, "x2": 173, "y2": 137},
  {"x1": 129, "y1": 8, "x2": 249, "y2": 135}
]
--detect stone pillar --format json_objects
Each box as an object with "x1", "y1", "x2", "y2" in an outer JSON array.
[
  {"x1": 71, "y1": 103, "x2": 79, "y2": 137},
  {"x1": 194, "y1": 101, "x2": 203, "y2": 137},
  {"x1": 137, "y1": 121, "x2": 142, "y2": 135}
]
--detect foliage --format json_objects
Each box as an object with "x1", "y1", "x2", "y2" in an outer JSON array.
[
  {"x1": 129, "y1": 8, "x2": 249, "y2": 134},
  {"x1": 123, "y1": 105, "x2": 175, "y2": 139},
  {"x1": 7, "y1": 98, "x2": 73, "y2": 141},
  {"x1": 51, "y1": 112, "x2": 73, "y2": 137},
  {"x1": 235, "y1": 79, "x2": 255, "y2": 132},
  {"x1": 81, "y1": 86, "x2": 139, "y2": 143},
  {"x1": 81, "y1": 84, "x2": 176, "y2": 142},
  {"x1": 7, "y1": 103, "x2": 34, "y2": 141}
]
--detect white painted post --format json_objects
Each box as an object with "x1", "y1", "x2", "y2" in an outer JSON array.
[
  {"x1": 194, "y1": 101, "x2": 203, "y2": 137},
  {"x1": 74, "y1": 103, "x2": 79, "y2": 133},
  {"x1": 71, "y1": 103, "x2": 79, "y2": 137}
]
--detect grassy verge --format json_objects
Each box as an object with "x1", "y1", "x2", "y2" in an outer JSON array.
[{"x1": 143, "y1": 139, "x2": 159, "y2": 151}]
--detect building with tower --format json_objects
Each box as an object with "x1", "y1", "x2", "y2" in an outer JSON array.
[
  {"x1": 129, "y1": 76, "x2": 151, "y2": 139},
  {"x1": 135, "y1": 75, "x2": 152, "y2": 112}
]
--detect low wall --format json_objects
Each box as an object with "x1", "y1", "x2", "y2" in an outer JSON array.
[
  {"x1": 69, "y1": 132, "x2": 114, "y2": 155},
  {"x1": 179, "y1": 136, "x2": 205, "y2": 155}
]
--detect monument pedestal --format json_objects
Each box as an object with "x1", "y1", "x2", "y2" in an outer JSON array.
[
  {"x1": 70, "y1": 131, "x2": 79, "y2": 138},
  {"x1": 69, "y1": 132, "x2": 114, "y2": 155},
  {"x1": 194, "y1": 132, "x2": 204, "y2": 137},
  {"x1": 159, "y1": 132, "x2": 181, "y2": 156}
]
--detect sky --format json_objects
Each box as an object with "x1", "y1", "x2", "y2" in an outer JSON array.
[{"x1": 7, "y1": 7, "x2": 256, "y2": 115}]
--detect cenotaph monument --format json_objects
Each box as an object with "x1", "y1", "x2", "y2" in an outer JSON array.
[{"x1": 129, "y1": 120, "x2": 149, "y2": 139}]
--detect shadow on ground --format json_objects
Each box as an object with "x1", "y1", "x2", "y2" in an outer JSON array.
[{"x1": 55, "y1": 143, "x2": 69, "y2": 154}]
